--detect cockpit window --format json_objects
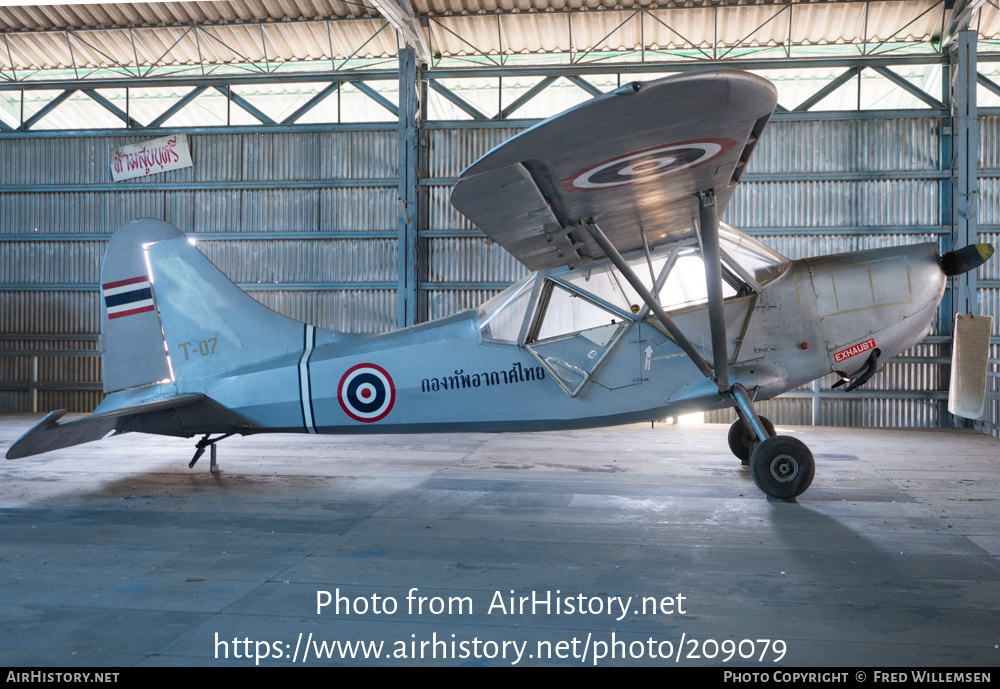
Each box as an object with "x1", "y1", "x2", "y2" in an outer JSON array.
[
  {"x1": 526, "y1": 281, "x2": 628, "y2": 396},
  {"x1": 478, "y1": 226, "x2": 771, "y2": 346},
  {"x1": 718, "y1": 223, "x2": 790, "y2": 287},
  {"x1": 534, "y1": 284, "x2": 623, "y2": 341},
  {"x1": 658, "y1": 251, "x2": 738, "y2": 311},
  {"x1": 478, "y1": 275, "x2": 534, "y2": 344}
]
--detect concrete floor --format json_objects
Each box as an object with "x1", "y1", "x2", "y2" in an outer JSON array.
[{"x1": 1, "y1": 415, "x2": 998, "y2": 667}]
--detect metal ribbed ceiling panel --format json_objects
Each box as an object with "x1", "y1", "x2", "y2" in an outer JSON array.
[{"x1": 0, "y1": 1, "x2": 997, "y2": 74}]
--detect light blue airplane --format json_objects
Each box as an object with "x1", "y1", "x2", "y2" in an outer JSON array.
[{"x1": 7, "y1": 69, "x2": 994, "y2": 500}]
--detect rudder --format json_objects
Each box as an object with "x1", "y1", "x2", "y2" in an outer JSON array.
[{"x1": 100, "y1": 219, "x2": 182, "y2": 392}]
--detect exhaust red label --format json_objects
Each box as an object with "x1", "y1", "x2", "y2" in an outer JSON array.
[{"x1": 833, "y1": 338, "x2": 876, "y2": 363}]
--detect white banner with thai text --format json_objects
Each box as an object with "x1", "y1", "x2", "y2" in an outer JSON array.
[{"x1": 111, "y1": 134, "x2": 192, "y2": 181}]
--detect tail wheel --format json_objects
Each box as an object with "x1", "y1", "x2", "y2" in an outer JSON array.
[
  {"x1": 727, "y1": 416, "x2": 775, "y2": 463},
  {"x1": 750, "y1": 435, "x2": 815, "y2": 500}
]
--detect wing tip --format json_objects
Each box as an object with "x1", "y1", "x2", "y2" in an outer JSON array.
[{"x1": 6, "y1": 410, "x2": 70, "y2": 459}]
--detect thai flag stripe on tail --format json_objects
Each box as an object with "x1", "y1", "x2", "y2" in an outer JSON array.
[{"x1": 102, "y1": 276, "x2": 155, "y2": 319}]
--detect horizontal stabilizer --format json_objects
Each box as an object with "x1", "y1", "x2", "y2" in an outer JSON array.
[
  {"x1": 6, "y1": 394, "x2": 205, "y2": 459},
  {"x1": 948, "y1": 313, "x2": 994, "y2": 420}
]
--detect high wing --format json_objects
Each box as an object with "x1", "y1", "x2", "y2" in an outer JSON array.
[{"x1": 451, "y1": 69, "x2": 777, "y2": 272}]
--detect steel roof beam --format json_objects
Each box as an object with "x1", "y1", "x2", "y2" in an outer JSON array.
[
  {"x1": 353, "y1": 80, "x2": 399, "y2": 117},
  {"x1": 2, "y1": 33, "x2": 16, "y2": 81},
  {"x1": 0, "y1": 49, "x2": 967, "y2": 92},
  {"x1": 21, "y1": 89, "x2": 76, "y2": 130},
  {"x1": 81, "y1": 88, "x2": 143, "y2": 128},
  {"x1": 368, "y1": 0, "x2": 432, "y2": 66},
  {"x1": 865, "y1": 0, "x2": 948, "y2": 55},
  {"x1": 65, "y1": 30, "x2": 136, "y2": 77},
  {"x1": 427, "y1": 17, "x2": 500, "y2": 67},
  {"x1": 565, "y1": 75, "x2": 603, "y2": 98},
  {"x1": 498, "y1": 75, "x2": 557, "y2": 120},
  {"x1": 142, "y1": 26, "x2": 197, "y2": 79},
  {"x1": 428, "y1": 79, "x2": 488, "y2": 120},
  {"x1": 792, "y1": 65, "x2": 860, "y2": 111},
  {"x1": 643, "y1": 10, "x2": 714, "y2": 60},
  {"x1": 280, "y1": 82, "x2": 341, "y2": 125},
  {"x1": 146, "y1": 86, "x2": 208, "y2": 128},
  {"x1": 718, "y1": 5, "x2": 789, "y2": 61},
  {"x1": 428, "y1": 54, "x2": 953, "y2": 80},
  {"x1": 942, "y1": 0, "x2": 989, "y2": 48},
  {"x1": 870, "y1": 65, "x2": 947, "y2": 108},
  {"x1": 978, "y1": 71, "x2": 1000, "y2": 98},
  {"x1": 0, "y1": 70, "x2": 400, "y2": 92},
  {"x1": 214, "y1": 85, "x2": 275, "y2": 124},
  {"x1": 198, "y1": 26, "x2": 268, "y2": 76},
  {"x1": 572, "y1": 11, "x2": 640, "y2": 65}
]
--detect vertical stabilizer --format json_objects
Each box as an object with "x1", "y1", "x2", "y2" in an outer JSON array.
[
  {"x1": 101, "y1": 219, "x2": 182, "y2": 392},
  {"x1": 143, "y1": 226, "x2": 308, "y2": 383}
]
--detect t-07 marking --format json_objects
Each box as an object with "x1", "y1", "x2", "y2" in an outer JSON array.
[{"x1": 177, "y1": 338, "x2": 218, "y2": 361}]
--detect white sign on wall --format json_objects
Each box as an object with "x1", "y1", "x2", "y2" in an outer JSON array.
[{"x1": 111, "y1": 133, "x2": 193, "y2": 181}]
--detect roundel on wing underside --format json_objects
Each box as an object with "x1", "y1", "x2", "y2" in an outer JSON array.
[{"x1": 558, "y1": 138, "x2": 738, "y2": 192}]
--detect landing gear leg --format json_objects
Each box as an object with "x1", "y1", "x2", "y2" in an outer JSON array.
[
  {"x1": 728, "y1": 414, "x2": 775, "y2": 465},
  {"x1": 729, "y1": 384, "x2": 770, "y2": 446},
  {"x1": 729, "y1": 384, "x2": 814, "y2": 500}
]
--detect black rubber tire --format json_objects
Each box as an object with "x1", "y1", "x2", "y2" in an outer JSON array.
[
  {"x1": 750, "y1": 435, "x2": 815, "y2": 500},
  {"x1": 727, "y1": 415, "x2": 776, "y2": 462}
]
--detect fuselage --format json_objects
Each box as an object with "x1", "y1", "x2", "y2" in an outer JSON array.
[{"x1": 103, "y1": 237, "x2": 947, "y2": 439}]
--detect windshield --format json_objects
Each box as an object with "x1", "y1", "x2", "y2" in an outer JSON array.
[
  {"x1": 718, "y1": 223, "x2": 790, "y2": 287},
  {"x1": 477, "y1": 275, "x2": 536, "y2": 344}
]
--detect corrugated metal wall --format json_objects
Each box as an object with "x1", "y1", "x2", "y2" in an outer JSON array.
[
  {"x1": 422, "y1": 125, "x2": 530, "y2": 320},
  {"x1": 1, "y1": 128, "x2": 399, "y2": 412},
  {"x1": 977, "y1": 116, "x2": 1000, "y2": 437},
  {"x1": 2, "y1": 113, "x2": 998, "y2": 434}
]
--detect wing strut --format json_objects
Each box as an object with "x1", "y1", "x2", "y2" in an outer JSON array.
[
  {"x1": 697, "y1": 189, "x2": 730, "y2": 393},
  {"x1": 585, "y1": 193, "x2": 773, "y2": 445},
  {"x1": 581, "y1": 219, "x2": 715, "y2": 382},
  {"x1": 583, "y1": 187, "x2": 737, "y2": 397},
  {"x1": 695, "y1": 189, "x2": 771, "y2": 441}
]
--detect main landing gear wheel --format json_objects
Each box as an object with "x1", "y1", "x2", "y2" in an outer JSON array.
[
  {"x1": 728, "y1": 416, "x2": 775, "y2": 464},
  {"x1": 750, "y1": 436, "x2": 815, "y2": 501}
]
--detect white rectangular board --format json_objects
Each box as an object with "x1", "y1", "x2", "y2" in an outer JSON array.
[
  {"x1": 111, "y1": 133, "x2": 192, "y2": 181},
  {"x1": 948, "y1": 313, "x2": 994, "y2": 419}
]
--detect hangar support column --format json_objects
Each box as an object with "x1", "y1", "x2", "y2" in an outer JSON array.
[
  {"x1": 946, "y1": 30, "x2": 981, "y2": 428},
  {"x1": 949, "y1": 30, "x2": 980, "y2": 321},
  {"x1": 397, "y1": 47, "x2": 424, "y2": 328}
]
